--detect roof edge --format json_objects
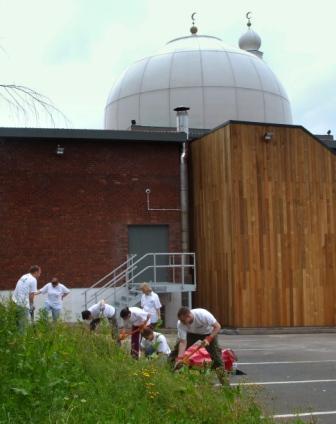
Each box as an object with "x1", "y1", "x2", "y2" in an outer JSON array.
[
  {"x1": 190, "y1": 120, "x2": 334, "y2": 153},
  {"x1": 0, "y1": 127, "x2": 186, "y2": 143}
]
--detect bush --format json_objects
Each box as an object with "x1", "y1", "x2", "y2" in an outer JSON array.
[{"x1": 0, "y1": 301, "x2": 272, "y2": 423}]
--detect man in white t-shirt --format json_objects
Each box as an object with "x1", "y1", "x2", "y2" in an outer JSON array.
[
  {"x1": 140, "y1": 283, "x2": 162, "y2": 328},
  {"x1": 12, "y1": 265, "x2": 41, "y2": 330},
  {"x1": 81, "y1": 300, "x2": 118, "y2": 341},
  {"x1": 37, "y1": 277, "x2": 70, "y2": 321},
  {"x1": 141, "y1": 327, "x2": 171, "y2": 357},
  {"x1": 174, "y1": 307, "x2": 226, "y2": 384}
]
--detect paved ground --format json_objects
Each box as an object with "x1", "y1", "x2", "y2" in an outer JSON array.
[{"x1": 164, "y1": 332, "x2": 336, "y2": 423}]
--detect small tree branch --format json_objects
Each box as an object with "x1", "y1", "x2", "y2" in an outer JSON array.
[{"x1": 0, "y1": 84, "x2": 70, "y2": 127}]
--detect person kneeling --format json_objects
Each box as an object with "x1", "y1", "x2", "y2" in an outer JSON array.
[{"x1": 141, "y1": 327, "x2": 171, "y2": 358}]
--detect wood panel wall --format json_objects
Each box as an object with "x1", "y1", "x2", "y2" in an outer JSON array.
[{"x1": 191, "y1": 123, "x2": 336, "y2": 327}]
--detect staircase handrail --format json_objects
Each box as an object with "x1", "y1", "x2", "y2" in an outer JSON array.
[
  {"x1": 87, "y1": 253, "x2": 196, "y2": 306},
  {"x1": 85, "y1": 264, "x2": 139, "y2": 306},
  {"x1": 84, "y1": 252, "x2": 196, "y2": 308},
  {"x1": 83, "y1": 254, "x2": 136, "y2": 294}
]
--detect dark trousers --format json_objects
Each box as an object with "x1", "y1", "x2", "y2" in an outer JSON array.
[
  {"x1": 169, "y1": 333, "x2": 223, "y2": 369},
  {"x1": 108, "y1": 316, "x2": 119, "y2": 342},
  {"x1": 131, "y1": 325, "x2": 141, "y2": 359}
]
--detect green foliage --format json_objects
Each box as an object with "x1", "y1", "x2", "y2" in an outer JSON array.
[{"x1": 0, "y1": 301, "x2": 273, "y2": 423}]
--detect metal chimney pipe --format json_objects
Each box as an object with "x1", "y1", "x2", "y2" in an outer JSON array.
[
  {"x1": 174, "y1": 106, "x2": 190, "y2": 254},
  {"x1": 174, "y1": 106, "x2": 190, "y2": 138}
]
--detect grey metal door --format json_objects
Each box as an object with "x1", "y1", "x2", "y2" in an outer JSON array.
[{"x1": 128, "y1": 225, "x2": 169, "y2": 283}]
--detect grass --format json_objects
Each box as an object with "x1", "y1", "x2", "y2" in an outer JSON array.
[{"x1": 0, "y1": 300, "x2": 277, "y2": 423}]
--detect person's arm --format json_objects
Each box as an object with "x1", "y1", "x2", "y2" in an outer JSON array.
[
  {"x1": 35, "y1": 283, "x2": 48, "y2": 296},
  {"x1": 140, "y1": 313, "x2": 151, "y2": 329},
  {"x1": 177, "y1": 339, "x2": 187, "y2": 358},
  {"x1": 201, "y1": 321, "x2": 221, "y2": 346},
  {"x1": 29, "y1": 292, "x2": 35, "y2": 305},
  {"x1": 29, "y1": 280, "x2": 38, "y2": 307},
  {"x1": 176, "y1": 324, "x2": 187, "y2": 360},
  {"x1": 61, "y1": 284, "x2": 70, "y2": 300},
  {"x1": 154, "y1": 294, "x2": 162, "y2": 320}
]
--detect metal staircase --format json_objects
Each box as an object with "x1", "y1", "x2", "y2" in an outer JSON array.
[{"x1": 82, "y1": 252, "x2": 196, "y2": 312}]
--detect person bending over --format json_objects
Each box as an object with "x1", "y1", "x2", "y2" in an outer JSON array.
[
  {"x1": 82, "y1": 300, "x2": 118, "y2": 341},
  {"x1": 120, "y1": 306, "x2": 151, "y2": 359},
  {"x1": 175, "y1": 307, "x2": 227, "y2": 384}
]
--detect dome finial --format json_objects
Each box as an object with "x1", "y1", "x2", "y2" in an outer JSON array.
[
  {"x1": 239, "y1": 12, "x2": 263, "y2": 59},
  {"x1": 246, "y1": 11, "x2": 252, "y2": 28},
  {"x1": 190, "y1": 12, "x2": 198, "y2": 35}
]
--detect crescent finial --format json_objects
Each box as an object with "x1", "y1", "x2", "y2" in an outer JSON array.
[
  {"x1": 190, "y1": 12, "x2": 198, "y2": 34},
  {"x1": 246, "y1": 11, "x2": 252, "y2": 27}
]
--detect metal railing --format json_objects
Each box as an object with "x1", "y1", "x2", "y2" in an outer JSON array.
[{"x1": 83, "y1": 252, "x2": 196, "y2": 309}]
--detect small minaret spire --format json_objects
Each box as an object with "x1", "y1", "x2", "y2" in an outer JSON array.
[
  {"x1": 246, "y1": 11, "x2": 252, "y2": 28},
  {"x1": 239, "y1": 11, "x2": 263, "y2": 59},
  {"x1": 190, "y1": 12, "x2": 198, "y2": 35}
]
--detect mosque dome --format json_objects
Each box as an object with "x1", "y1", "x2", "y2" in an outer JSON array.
[
  {"x1": 239, "y1": 30, "x2": 262, "y2": 52},
  {"x1": 104, "y1": 22, "x2": 292, "y2": 130}
]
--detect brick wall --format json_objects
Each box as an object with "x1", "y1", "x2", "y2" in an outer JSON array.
[{"x1": 0, "y1": 139, "x2": 181, "y2": 289}]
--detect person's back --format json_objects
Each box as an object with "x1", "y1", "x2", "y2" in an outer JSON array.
[
  {"x1": 12, "y1": 265, "x2": 41, "y2": 331},
  {"x1": 13, "y1": 273, "x2": 38, "y2": 308},
  {"x1": 141, "y1": 328, "x2": 171, "y2": 356},
  {"x1": 89, "y1": 301, "x2": 115, "y2": 319}
]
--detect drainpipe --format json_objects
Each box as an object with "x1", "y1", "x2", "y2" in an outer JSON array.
[{"x1": 174, "y1": 106, "x2": 190, "y2": 253}]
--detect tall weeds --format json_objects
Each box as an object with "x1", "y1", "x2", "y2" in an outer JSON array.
[{"x1": 0, "y1": 301, "x2": 270, "y2": 423}]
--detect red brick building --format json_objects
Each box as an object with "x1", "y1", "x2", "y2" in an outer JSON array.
[{"x1": 0, "y1": 127, "x2": 190, "y2": 324}]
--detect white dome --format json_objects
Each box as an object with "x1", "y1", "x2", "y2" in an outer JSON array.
[
  {"x1": 104, "y1": 34, "x2": 292, "y2": 130},
  {"x1": 239, "y1": 29, "x2": 262, "y2": 52}
]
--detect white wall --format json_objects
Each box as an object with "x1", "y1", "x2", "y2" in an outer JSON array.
[{"x1": 0, "y1": 288, "x2": 183, "y2": 327}]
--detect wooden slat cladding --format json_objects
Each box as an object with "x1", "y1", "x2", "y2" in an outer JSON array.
[{"x1": 191, "y1": 123, "x2": 336, "y2": 327}]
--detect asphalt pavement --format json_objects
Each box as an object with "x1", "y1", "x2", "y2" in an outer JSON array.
[
  {"x1": 222, "y1": 333, "x2": 336, "y2": 423},
  {"x1": 163, "y1": 332, "x2": 336, "y2": 423}
]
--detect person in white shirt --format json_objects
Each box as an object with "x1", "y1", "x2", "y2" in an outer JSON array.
[
  {"x1": 37, "y1": 277, "x2": 70, "y2": 321},
  {"x1": 141, "y1": 327, "x2": 171, "y2": 358},
  {"x1": 174, "y1": 307, "x2": 226, "y2": 384},
  {"x1": 140, "y1": 282, "x2": 162, "y2": 328},
  {"x1": 12, "y1": 265, "x2": 41, "y2": 331},
  {"x1": 81, "y1": 300, "x2": 119, "y2": 341},
  {"x1": 120, "y1": 306, "x2": 151, "y2": 359}
]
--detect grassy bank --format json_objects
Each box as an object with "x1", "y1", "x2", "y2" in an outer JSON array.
[{"x1": 1, "y1": 301, "x2": 272, "y2": 423}]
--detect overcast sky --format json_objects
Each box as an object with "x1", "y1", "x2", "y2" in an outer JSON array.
[{"x1": 0, "y1": 0, "x2": 335, "y2": 135}]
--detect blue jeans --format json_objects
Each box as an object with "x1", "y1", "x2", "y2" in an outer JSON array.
[{"x1": 45, "y1": 304, "x2": 61, "y2": 321}]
